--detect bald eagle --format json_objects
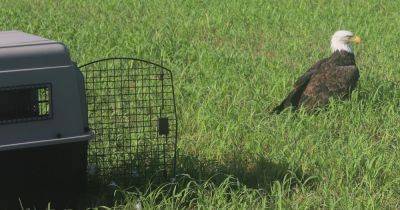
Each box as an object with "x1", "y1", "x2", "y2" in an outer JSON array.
[{"x1": 273, "y1": 30, "x2": 361, "y2": 113}]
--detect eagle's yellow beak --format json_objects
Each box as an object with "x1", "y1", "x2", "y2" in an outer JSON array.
[{"x1": 352, "y1": 35, "x2": 361, "y2": 44}]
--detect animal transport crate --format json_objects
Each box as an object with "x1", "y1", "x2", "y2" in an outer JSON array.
[
  {"x1": 0, "y1": 31, "x2": 178, "y2": 208},
  {"x1": 0, "y1": 31, "x2": 92, "y2": 209}
]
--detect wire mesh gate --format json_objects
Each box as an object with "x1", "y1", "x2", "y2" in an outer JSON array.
[{"x1": 80, "y1": 58, "x2": 178, "y2": 185}]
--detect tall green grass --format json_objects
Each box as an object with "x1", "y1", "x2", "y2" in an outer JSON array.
[{"x1": 1, "y1": 0, "x2": 400, "y2": 208}]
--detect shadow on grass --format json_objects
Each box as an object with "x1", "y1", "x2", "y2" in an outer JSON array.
[
  {"x1": 84, "y1": 167, "x2": 173, "y2": 208},
  {"x1": 83, "y1": 153, "x2": 318, "y2": 209},
  {"x1": 177, "y1": 154, "x2": 317, "y2": 190}
]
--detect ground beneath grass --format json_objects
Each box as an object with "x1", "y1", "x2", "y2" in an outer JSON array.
[{"x1": 1, "y1": 0, "x2": 400, "y2": 209}]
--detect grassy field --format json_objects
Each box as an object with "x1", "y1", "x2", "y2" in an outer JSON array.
[{"x1": 1, "y1": 0, "x2": 400, "y2": 209}]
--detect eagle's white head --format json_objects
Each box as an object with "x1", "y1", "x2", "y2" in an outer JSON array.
[{"x1": 330, "y1": 30, "x2": 361, "y2": 53}]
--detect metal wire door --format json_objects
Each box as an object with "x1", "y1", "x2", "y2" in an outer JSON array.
[{"x1": 80, "y1": 58, "x2": 178, "y2": 184}]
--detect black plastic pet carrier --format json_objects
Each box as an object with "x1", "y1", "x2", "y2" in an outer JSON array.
[
  {"x1": 0, "y1": 31, "x2": 178, "y2": 209},
  {"x1": 0, "y1": 31, "x2": 92, "y2": 209}
]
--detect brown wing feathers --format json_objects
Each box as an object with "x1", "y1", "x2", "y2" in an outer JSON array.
[
  {"x1": 272, "y1": 58, "x2": 328, "y2": 114},
  {"x1": 272, "y1": 51, "x2": 359, "y2": 113}
]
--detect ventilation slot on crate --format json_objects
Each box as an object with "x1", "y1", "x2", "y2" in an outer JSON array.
[{"x1": 0, "y1": 84, "x2": 52, "y2": 124}]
